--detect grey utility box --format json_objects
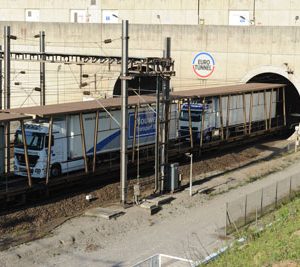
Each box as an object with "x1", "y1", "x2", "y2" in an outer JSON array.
[{"x1": 164, "y1": 162, "x2": 180, "y2": 192}]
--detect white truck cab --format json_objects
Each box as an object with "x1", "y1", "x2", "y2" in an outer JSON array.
[
  {"x1": 14, "y1": 119, "x2": 66, "y2": 178},
  {"x1": 179, "y1": 100, "x2": 215, "y2": 141}
]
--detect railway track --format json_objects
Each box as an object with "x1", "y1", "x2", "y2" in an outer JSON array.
[{"x1": 0, "y1": 127, "x2": 286, "y2": 211}]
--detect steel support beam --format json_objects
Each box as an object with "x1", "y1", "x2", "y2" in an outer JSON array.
[
  {"x1": 92, "y1": 110, "x2": 99, "y2": 173},
  {"x1": 283, "y1": 87, "x2": 286, "y2": 127},
  {"x1": 249, "y1": 92, "x2": 253, "y2": 134},
  {"x1": 242, "y1": 93, "x2": 247, "y2": 134},
  {"x1": 0, "y1": 45, "x2": 2, "y2": 110},
  {"x1": 269, "y1": 89, "x2": 273, "y2": 129},
  {"x1": 219, "y1": 95, "x2": 224, "y2": 140},
  {"x1": 4, "y1": 26, "x2": 11, "y2": 173},
  {"x1": 154, "y1": 75, "x2": 160, "y2": 193},
  {"x1": 39, "y1": 31, "x2": 46, "y2": 106},
  {"x1": 226, "y1": 95, "x2": 231, "y2": 139},
  {"x1": 79, "y1": 113, "x2": 88, "y2": 174},
  {"x1": 200, "y1": 97, "x2": 206, "y2": 147},
  {"x1": 0, "y1": 51, "x2": 175, "y2": 77},
  {"x1": 188, "y1": 98, "x2": 193, "y2": 149},
  {"x1": 20, "y1": 120, "x2": 32, "y2": 187},
  {"x1": 264, "y1": 90, "x2": 268, "y2": 130},
  {"x1": 160, "y1": 37, "x2": 171, "y2": 193},
  {"x1": 132, "y1": 105, "x2": 138, "y2": 163},
  {"x1": 120, "y1": 20, "x2": 129, "y2": 204},
  {"x1": 46, "y1": 116, "x2": 53, "y2": 184}
]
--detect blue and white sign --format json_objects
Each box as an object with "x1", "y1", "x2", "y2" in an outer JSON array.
[
  {"x1": 192, "y1": 52, "x2": 215, "y2": 79},
  {"x1": 128, "y1": 111, "x2": 156, "y2": 139}
]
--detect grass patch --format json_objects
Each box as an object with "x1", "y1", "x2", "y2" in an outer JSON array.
[{"x1": 205, "y1": 197, "x2": 300, "y2": 267}]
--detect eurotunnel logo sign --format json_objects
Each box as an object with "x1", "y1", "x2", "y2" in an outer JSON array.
[{"x1": 192, "y1": 52, "x2": 215, "y2": 79}]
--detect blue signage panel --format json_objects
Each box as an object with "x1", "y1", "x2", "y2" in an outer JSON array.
[{"x1": 128, "y1": 111, "x2": 156, "y2": 139}]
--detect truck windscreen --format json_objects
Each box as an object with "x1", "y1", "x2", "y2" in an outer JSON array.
[
  {"x1": 179, "y1": 110, "x2": 202, "y2": 122},
  {"x1": 14, "y1": 131, "x2": 45, "y2": 151}
]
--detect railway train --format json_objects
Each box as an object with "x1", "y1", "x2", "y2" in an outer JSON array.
[
  {"x1": 179, "y1": 91, "x2": 276, "y2": 141},
  {"x1": 14, "y1": 105, "x2": 178, "y2": 178},
  {"x1": 13, "y1": 90, "x2": 279, "y2": 179}
]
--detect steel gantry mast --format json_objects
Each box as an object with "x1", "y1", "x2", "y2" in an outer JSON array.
[{"x1": 0, "y1": 25, "x2": 176, "y2": 204}]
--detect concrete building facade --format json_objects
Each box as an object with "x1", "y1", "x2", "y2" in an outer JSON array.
[
  {"x1": 1, "y1": 0, "x2": 300, "y2": 26},
  {"x1": 1, "y1": 21, "x2": 299, "y2": 120}
]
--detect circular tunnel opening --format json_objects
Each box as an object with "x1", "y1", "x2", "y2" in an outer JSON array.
[
  {"x1": 113, "y1": 67, "x2": 157, "y2": 96},
  {"x1": 247, "y1": 72, "x2": 300, "y2": 129}
]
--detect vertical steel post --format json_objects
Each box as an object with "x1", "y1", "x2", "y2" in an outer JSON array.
[
  {"x1": 187, "y1": 98, "x2": 193, "y2": 149},
  {"x1": 154, "y1": 75, "x2": 160, "y2": 193},
  {"x1": 132, "y1": 105, "x2": 138, "y2": 163},
  {"x1": 282, "y1": 87, "x2": 286, "y2": 127},
  {"x1": 249, "y1": 92, "x2": 253, "y2": 134},
  {"x1": 264, "y1": 90, "x2": 268, "y2": 130},
  {"x1": 219, "y1": 95, "x2": 224, "y2": 140},
  {"x1": 242, "y1": 93, "x2": 247, "y2": 134},
  {"x1": 226, "y1": 95, "x2": 231, "y2": 139},
  {"x1": 200, "y1": 97, "x2": 206, "y2": 148},
  {"x1": 39, "y1": 31, "x2": 46, "y2": 106},
  {"x1": 160, "y1": 37, "x2": 171, "y2": 193},
  {"x1": 120, "y1": 20, "x2": 129, "y2": 204},
  {"x1": 79, "y1": 64, "x2": 83, "y2": 89},
  {"x1": 21, "y1": 120, "x2": 32, "y2": 187},
  {"x1": 0, "y1": 45, "x2": 2, "y2": 110},
  {"x1": 269, "y1": 89, "x2": 273, "y2": 129},
  {"x1": 93, "y1": 110, "x2": 99, "y2": 173},
  {"x1": 46, "y1": 116, "x2": 53, "y2": 184},
  {"x1": 177, "y1": 100, "x2": 181, "y2": 138},
  {"x1": 4, "y1": 26, "x2": 11, "y2": 173},
  {"x1": 189, "y1": 153, "x2": 193, "y2": 197},
  {"x1": 79, "y1": 113, "x2": 88, "y2": 174}
]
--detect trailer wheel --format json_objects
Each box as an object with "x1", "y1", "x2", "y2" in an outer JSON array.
[
  {"x1": 51, "y1": 164, "x2": 61, "y2": 177},
  {"x1": 205, "y1": 133, "x2": 212, "y2": 143}
]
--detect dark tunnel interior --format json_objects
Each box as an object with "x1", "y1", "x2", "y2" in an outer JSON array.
[
  {"x1": 113, "y1": 66, "x2": 158, "y2": 96},
  {"x1": 113, "y1": 75, "x2": 156, "y2": 96},
  {"x1": 113, "y1": 71, "x2": 300, "y2": 129},
  {"x1": 247, "y1": 72, "x2": 300, "y2": 129}
]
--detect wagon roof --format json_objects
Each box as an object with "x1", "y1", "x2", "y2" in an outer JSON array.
[
  {"x1": 5, "y1": 83, "x2": 285, "y2": 118},
  {"x1": 0, "y1": 112, "x2": 32, "y2": 123},
  {"x1": 7, "y1": 95, "x2": 156, "y2": 118},
  {"x1": 171, "y1": 83, "x2": 285, "y2": 99}
]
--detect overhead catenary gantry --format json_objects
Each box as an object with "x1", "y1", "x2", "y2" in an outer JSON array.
[{"x1": 0, "y1": 50, "x2": 175, "y2": 77}]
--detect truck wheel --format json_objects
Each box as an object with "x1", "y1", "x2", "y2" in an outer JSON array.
[{"x1": 51, "y1": 164, "x2": 61, "y2": 177}]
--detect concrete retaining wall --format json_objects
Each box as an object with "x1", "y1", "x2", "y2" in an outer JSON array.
[{"x1": 0, "y1": 21, "x2": 299, "y2": 107}]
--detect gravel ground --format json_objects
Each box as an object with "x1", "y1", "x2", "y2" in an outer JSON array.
[
  {"x1": 0, "y1": 137, "x2": 295, "y2": 265},
  {"x1": 0, "y1": 142, "x2": 263, "y2": 242}
]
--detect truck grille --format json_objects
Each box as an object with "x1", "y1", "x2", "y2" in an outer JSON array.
[{"x1": 15, "y1": 153, "x2": 39, "y2": 167}]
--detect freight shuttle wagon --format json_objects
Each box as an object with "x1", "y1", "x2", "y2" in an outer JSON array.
[
  {"x1": 14, "y1": 105, "x2": 177, "y2": 178},
  {"x1": 179, "y1": 91, "x2": 278, "y2": 141}
]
